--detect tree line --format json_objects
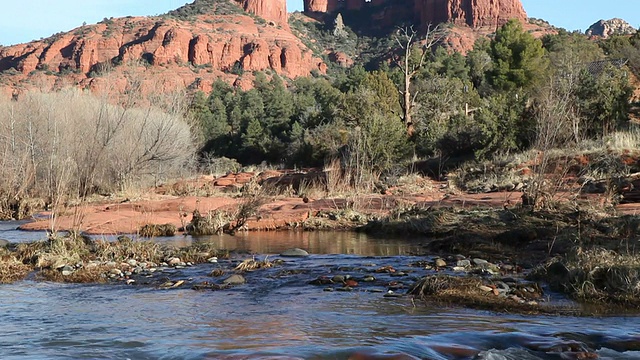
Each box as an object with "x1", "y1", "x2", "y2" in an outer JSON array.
[{"x1": 190, "y1": 20, "x2": 635, "y2": 176}]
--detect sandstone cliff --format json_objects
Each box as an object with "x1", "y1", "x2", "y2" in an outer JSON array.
[
  {"x1": 304, "y1": 0, "x2": 527, "y2": 29},
  {"x1": 0, "y1": 8, "x2": 324, "y2": 96},
  {"x1": 236, "y1": 0, "x2": 288, "y2": 27},
  {"x1": 416, "y1": 0, "x2": 527, "y2": 28}
]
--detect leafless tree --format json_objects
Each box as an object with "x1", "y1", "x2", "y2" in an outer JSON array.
[{"x1": 393, "y1": 24, "x2": 446, "y2": 136}]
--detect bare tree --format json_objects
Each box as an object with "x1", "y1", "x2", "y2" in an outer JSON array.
[{"x1": 393, "y1": 24, "x2": 446, "y2": 136}]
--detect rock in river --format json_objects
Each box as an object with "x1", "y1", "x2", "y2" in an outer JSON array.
[
  {"x1": 280, "y1": 248, "x2": 309, "y2": 257},
  {"x1": 223, "y1": 274, "x2": 246, "y2": 285},
  {"x1": 0, "y1": 239, "x2": 9, "y2": 247}
]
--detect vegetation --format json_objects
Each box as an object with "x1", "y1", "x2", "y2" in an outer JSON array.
[
  {"x1": 163, "y1": 0, "x2": 244, "y2": 19},
  {"x1": 0, "y1": 87, "x2": 195, "y2": 220}
]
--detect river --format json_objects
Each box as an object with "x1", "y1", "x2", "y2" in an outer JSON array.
[{"x1": 0, "y1": 225, "x2": 639, "y2": 359}]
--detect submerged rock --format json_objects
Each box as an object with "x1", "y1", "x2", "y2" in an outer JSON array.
[
  {"x1": 223, "y1": 274, "x2": 246, "y2": 285},
  {"x1": 280, "y1": 248, "x2": 309, "y2": 257}
]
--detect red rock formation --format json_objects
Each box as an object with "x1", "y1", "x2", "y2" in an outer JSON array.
[
  {"x1": 235, "y1": 0, "x2": 288, "y2": 27},
  {"x1": 304, "y1": 0, "x2": 527, "y2": 29},
  {"x1": 416, "y1": 0, "x2": 527, "y2": 28},
  {"x1": 304, "y1": 0, "x2": 332, "y2": 13},
  {"x1": 0, "y1": 12, "x2": 325, "y2": 97}
]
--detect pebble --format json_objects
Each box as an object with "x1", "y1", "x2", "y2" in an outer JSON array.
[
  {"x1": 434, "y1": 258, "x2": 447, "y2": 267},
  {"x1": 105, "y1": 261, "x2": 117, "y2": 268},
  {"x1": 109, "y1": 268, "x2": 122, "y2": 276},
  {"x1": 126, "y1": 279, "x2": 136, "y2": 285},
  {"x1": 332, "y1": 275, "x2": 346, "y2": 283},
  {"x1": 363, "y1": 276, "x2": 376, "y2": 282},
  {"x1": 61, "y1": 265, "x2": 74, "y2": 276},
  {"x1": 167, "y1": 258, "x2": 182, "y2": 266},
  {"x1": 496, "y1": 282, "x2": 510, "y2": 292},
  {"x1": 280, "y1": 248, "x2": 310, "y2": 257},
  {"x1": 344, "y1": 279, "x2": 358, "y2": 287},
  {"x1": 457, "y1": 259, "x2": 471, "y2": 267},
  {"x1": 479, "y1": 285, "x2": 493, "y2": 292},
  {"x1": 501, "y1": 264, "x2": 514, "y2": 272},
  {"x1": 207, "y1": 257, "x2": 218, "y2": 263},
  {"x1": 127, "y1": 259, "x2": 138, "y2": 267},
  {"x1": 223, "y1": 274, "x2": 246, "y2": 285},
  {"x1": 452, "y1": 266, "x2": 467, "y2": 272},
  {"x1": 473, "y1": 258, "x2": 489, "y2": 266}
]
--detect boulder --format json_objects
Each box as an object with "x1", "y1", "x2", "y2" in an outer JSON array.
[
  {"x1": 223, "y1": 274, "x2": 246, "y2": 285},
  {"x1": 280, "y1": 248, "x2": 309, "y2": 257}
]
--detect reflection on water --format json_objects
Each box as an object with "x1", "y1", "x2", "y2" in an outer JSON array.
[
  {"x1": 1, "y1": 221, "x2": 425, "y2": 257},
  {"x1": 159, "y1": 231, "x2": 427, "y2": 256}
]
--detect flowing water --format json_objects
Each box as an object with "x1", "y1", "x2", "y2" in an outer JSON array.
[{"x1": 1, "y1": 224, "x2": 639, "y2": 359}]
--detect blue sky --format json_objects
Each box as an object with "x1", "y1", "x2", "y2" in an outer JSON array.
[{"x1": 0, "y1": 0, "x2": 638, "y2": 46}]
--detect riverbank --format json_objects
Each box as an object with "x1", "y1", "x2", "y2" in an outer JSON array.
[{"x1": 4, "y1": 171, "x2": 640, "y2": 314}]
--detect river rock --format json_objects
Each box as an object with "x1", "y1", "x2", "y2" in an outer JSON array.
[
  {"x1": 127, "y1": 259, "x2": 138, "y2": 267},
  {"x1": 109, "y1": 268, "x2": 123, "y2": 276},
  {"x1": 280, "y1": 248, "x2": 309, "y2": 257},
  {"x1": 332, "y1": 275, "x2": 346, "y2": 283},
  {"x1": 207, "y1": 257, "x2": 218, "y2": 263},
  {"x1": 0, "y1": 239, "x2": 9, "y2": 247},
  {"x1": 167, "y1": 257, "x2": 182, "y2": 266},
  {"x1": 473, "y1": 258, "x2": 489, "y2": 266},
  {"x1": 457, "y1": 259, "x2": 471, "y2": 267},
  {"x1": 479, "y1": 285, "x2": 493, "y2": 292},
  {"x1": 61, "y1": 265, "x2": 74, "y2": 276},
  {"x1": 223, "y1": 274, "x2": 246, "y2": 285},
  {"x1": 434, "y1": 258, "x2": 447, "y2": 267}
]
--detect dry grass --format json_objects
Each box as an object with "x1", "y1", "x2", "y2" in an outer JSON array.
[
  {"x1": 93, "y1": 236, "x2": 163, "y2": 263},
  {"x1": 0, "y1": 255, "x2": 31, "y2": 283},
  {"x1": 234, "y1": 256, "x2": 273, "y2": 272},
  {"x1": 532, "y1": 247, "x2": 640, "y2": 305},
  {"x1": 408, "y1": 275, "x2": 552, "y2": 314},
  {"x1": 171, "y1": 242, "x2": 228, "y2": 263},
  {"x1": 187, "y1": 209, "x2": 231, "y2": 235},
  {"x1": 139, "y1": 223, "x2": 177, "y2": 237},
  {"x1": 366, "y1": 206, "x2": 464, "y2": 235},
  {"x1": 37, "y1": 264, "x2": 111, "y2": 283}
]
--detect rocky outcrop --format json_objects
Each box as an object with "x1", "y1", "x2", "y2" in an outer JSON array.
[
  {"x1": 304, "y1": 0, "x2": 527, "y2": 29},
  {"x1": 0, "y1": 12, "x2": 324, "y2": 96},
  {"x1": 586, "y1": 18, "x2": 636, "y2": 39},
  {"x1": 235, "y1": 0, "x2": 288, "y2": 27},
  {"x1": 416, "y1": 0, "x2": 527, "y2": 28}
]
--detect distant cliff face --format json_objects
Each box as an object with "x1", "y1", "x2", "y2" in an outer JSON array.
[
  {"x1": 416, "y1": 0, "x2": 527, "y2": 28},
  {"x1": 235, "y1": 0, "x2": 288, "y2": 26},
  {"x1": 586, "y1": 18, "x2": 636, "y2": 39},
  {"x1": 304, "y1": 0, "x2": 527, "y2": 29},
  {"x1": 0, "y1": 11, "x2": 324, "y2": 96}
]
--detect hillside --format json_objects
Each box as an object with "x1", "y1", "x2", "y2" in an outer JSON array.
[
  {"x1": 0, "y1": 0, "x2": 323, "y2": 97},
  {"x1": 0, "y1": 0, "x2": 555, "y2": 97}
]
